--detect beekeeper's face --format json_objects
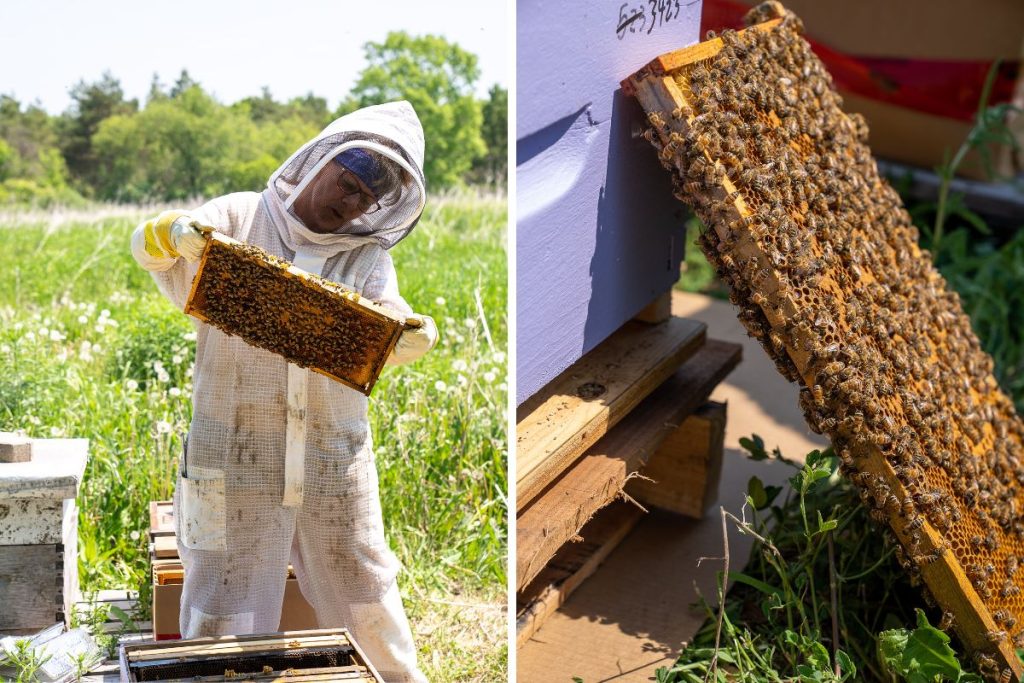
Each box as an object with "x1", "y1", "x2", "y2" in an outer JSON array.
[{"x1": 291, "y1": 162, "x2": 380, "y2": 234}]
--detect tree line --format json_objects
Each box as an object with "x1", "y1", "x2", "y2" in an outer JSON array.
[{"x1": 0, "y1": 32, "x2": 507, "y2": 205}]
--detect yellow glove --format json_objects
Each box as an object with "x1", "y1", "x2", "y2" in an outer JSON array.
[
  {"x1": 388, "y1": 315, "x2": 439, "y2": 365},
  {"x1": 140, "y1": 211, "x2": 208, "y2": 262}
]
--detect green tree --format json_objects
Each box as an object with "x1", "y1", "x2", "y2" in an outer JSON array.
[
  {"x1": 346, "y1": 31, "x2": 485, "y2": 188},
  {"x1": 59, "y1": 72, "x2": 138, "y2": 193},
  {"x1": 474, "y1": 84, "x2": 507, "y2": 186}
]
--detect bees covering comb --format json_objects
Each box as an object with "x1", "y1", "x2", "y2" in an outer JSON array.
[
  {"x1": 625, "y1": 2, "x2": 1024, "y2": 679},
  {"x1": 185, "y1": 232, "x2": 410, "y2": 395}
]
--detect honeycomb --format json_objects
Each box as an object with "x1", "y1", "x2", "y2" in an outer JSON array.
[
  {"x1": 626, "y1": 3, "x2": 1024, "y2": 679},
  {"x1": 184, "y1": 234, "x2": 405, "y2": 395}
]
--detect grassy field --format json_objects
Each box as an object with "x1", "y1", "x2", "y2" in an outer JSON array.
[{"x1": 0, "y1": 192, "x2": 507, "y2": 681}]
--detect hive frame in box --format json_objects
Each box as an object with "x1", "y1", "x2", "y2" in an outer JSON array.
[
  {"x1": 119, "y1": 628, "x2": 383, "y2": 682},
  {"x1": 184, "y1": 232, "x2": 410, "y2": 395},
  {"x1": 624, "y1": 12, "x2": 1024, "y2": 680}
]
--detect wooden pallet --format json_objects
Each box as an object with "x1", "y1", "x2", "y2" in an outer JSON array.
[
  {"x1": 517, "y1": 338, "x2": 741, "y2": 591},
  {"x1": 516, "y1": 316, "x2": 706, "y2": 511},
  {"x1": 625, "y1": 10, "x2": 1024, "y2": 679}
]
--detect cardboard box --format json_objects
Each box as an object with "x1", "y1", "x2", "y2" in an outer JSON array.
[
  {"x1": 149, "y1": 501, "x2": 318, "y2": 640},
  {"x1": 702, "y1": 0, "x2": 1024, "y2": 178}
]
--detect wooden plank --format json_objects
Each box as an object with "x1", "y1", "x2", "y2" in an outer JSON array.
[
  {"x1": 516, "y1": 339, "x2": 741, "y2": 590},
  {"x1": 152, "y1": 534, "x2": 178, "y2": 559},
  {"x1": 626, "y1": 15, "x2": 1024, "y2": 679},
  {"x1": 0, "y1": 544, "x2": 62, "y2": 631},
  {"x1": 0, "y1": 497, "x2": 63, "y2": 545},
  {"x1": 150, "y1": 500, "x2": 174, "y2": 538},
  {"x1": 516, "y1": 316, "x2": 706, "y2": 511},
  {"x1": 626, "y1": 401, "x2": 727, "y2": 518},
  {"x1": 0, "y1": 438, "x2": 88, "y2": 499},
  {"x1": 633, "y1": 290, "x2": 673, "y2": 324},
  {"x1": 516, "y1": 501, "x2": 644, "y2": 648}
]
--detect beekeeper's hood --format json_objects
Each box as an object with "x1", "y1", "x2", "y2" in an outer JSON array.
[{"x1": 263, "y1": 101, "x2": 426, "y2": 254}]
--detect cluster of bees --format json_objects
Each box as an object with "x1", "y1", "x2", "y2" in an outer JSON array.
[
  {"x1": 193, "y1": 240, "x2": 392, "y2": 385},
  {"x1": 639, "y1": 2, "x2": 1024, "y2": 678}
]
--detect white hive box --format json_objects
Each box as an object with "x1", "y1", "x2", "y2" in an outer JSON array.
[{"x1": 0, "y1": 438, "x2": 88, "y2": 635}]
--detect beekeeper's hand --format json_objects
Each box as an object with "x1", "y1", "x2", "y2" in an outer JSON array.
[
  {"x1": 131, "y1": 210, "x2": 208, "y2": 271},
  {"x1": 388, "y1": 315, "x2": 438, "y2": 365}
]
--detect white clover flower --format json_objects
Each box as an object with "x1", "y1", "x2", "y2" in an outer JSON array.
[
  {"x1": 155, "y1": 420, "x2": 172, "y2": 434},
  {"x1": 452, "y1": 359, "x2": 468, "y2": 372},
  {"x1": 435, "y1": 296, "x2": 447, "y2": 306},
  {"x1": 129, "y1": 530, "x2": 141, "y2": 541},
  {"x1": 493, "y1": 351, "x2": 506, "y2": 364},
  {"x1": 77, "y1": 315, "x2": 88, "y2": 324},
  {"x1": 169, "y1": 387, "x2": 181, "y2": 397},
  {"x1": 126, "y1": 379, "x2": 139, "y2": 391},
  {"x1": 483, "y1": 371, "x2": 496, "y2": 383},
  {"x1": 434, "y1": 380, "x2": 448, "y2": 392}
]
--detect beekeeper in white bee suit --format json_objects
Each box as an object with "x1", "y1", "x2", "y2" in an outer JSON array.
[{"x1": 129, "y1": 101, "x2": 436, "y2": 683}]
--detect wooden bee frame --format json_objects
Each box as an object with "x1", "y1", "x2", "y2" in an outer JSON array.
[
  {"x1": 184, "y1": 233, "x2": 411, "y2": 395},
  {"x1": 625, "y1": 7, "x2": 1024, "y2": 681},
  {"x1": 119, "y1": 628, "x2": 383, "y2": 682}
]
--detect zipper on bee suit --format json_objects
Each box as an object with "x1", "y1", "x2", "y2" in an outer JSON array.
[{"x1": 283, "y1": 249, "x2": 327, "y2": 507}]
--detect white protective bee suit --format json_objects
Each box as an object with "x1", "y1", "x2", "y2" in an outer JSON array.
[{"x1": 130, "y1": 102, "x2": 430, "y2": 683}]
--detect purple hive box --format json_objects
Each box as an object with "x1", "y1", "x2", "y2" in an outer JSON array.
[{"x1": 516, "y1": 0, "x2": 704, "y2": 404}]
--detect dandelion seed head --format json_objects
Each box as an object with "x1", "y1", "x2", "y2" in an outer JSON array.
[
  {"x1": 126, "y1": 379, "x2": 139, "y2": 391},
  {"x1": 435, "y1": 296, "x2": 447, "y2": 306},
  {"x1": 434, "y1": 380, "x2": 448, "y2": 392}
]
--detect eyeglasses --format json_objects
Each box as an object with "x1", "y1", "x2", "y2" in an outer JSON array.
[{"x1": 337, "y1": 170, "x2": 381, "y2": 214}]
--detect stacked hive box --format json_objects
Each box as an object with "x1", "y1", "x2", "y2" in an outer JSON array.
[
  {"x1": 0, "y1": 436, "x2": 88, "y2": 635},
  {"x1": 149, "y1": 501, "x2": 317, "y2": 640}
]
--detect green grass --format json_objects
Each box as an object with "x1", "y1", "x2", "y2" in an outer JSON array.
[{"x1": 0, "y1": 191, "x2": 507, "y2": 682}]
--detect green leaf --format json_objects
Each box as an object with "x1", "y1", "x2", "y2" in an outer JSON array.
[
  {"x1": 817, "y1": 510, "x2": 839, "y2": 534},
  {"x1": 877, "y1": 627, "x2": 910, "y2": 677},
  {"x1": 901, "y1": 609, "x2": 962, "y2": 681},
  {"x1": 835, "y1": 650, "x2": 856, "y2": 681},
  {"x1": 748, "y1": 476, "x2": 768, "y2": 509},
  {"x1": 740, "y1": 434, "x2": 769, "y2": 460},
  {"x1": 728, "y1": 571, "x2": 785, "y2": 599}
]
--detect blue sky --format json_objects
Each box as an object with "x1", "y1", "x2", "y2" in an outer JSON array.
[{"x1": 0, "y1": 0, "x2": 508, "y2": 114}]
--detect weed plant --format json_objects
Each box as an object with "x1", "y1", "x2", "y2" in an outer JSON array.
[{"x1": 0, "y1": 191, "x2": 506, "y2": 681}]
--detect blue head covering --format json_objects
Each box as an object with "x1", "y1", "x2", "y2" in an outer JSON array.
[{"x1": 333, "y1": 149, "x2": 381, "y2": 194}]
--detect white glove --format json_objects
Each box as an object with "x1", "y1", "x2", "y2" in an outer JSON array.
[
  {"x1": 170, "y1": 217, "x2": 208, "y2": 262},
  {"x1": 388, "y1": 315, "x2": 438, "y2": 365}
]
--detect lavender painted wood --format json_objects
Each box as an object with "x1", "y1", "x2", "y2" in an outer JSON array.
[{"x1": 516, "y1": 0, "x2": 703, "y2": 405}]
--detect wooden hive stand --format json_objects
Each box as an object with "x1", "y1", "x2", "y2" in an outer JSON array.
[{"x1": 516, "y1": 293, "x2": 741, "y2": 645}]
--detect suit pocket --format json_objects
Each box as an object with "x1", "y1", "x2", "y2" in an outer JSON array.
[{"x1": 177, "y1": 466, "x2": 226, "y2": 551}]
